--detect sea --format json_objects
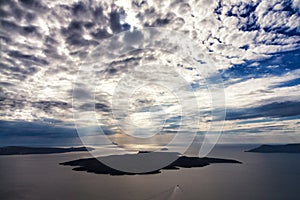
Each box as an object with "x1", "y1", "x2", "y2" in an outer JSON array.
[{"x1": 0, "y1": 144, "x2": 299, "y2": 200}]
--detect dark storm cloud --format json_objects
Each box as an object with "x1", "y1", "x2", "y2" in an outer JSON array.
[
  {"x1": 0, "y1": 0, "x2": 132, "y2": 82},
  {"x1": 222, "y1": 124, "x2": 287, "y2": 134},
  {"x1": 0, "y1": 60, "x2": 38, "y2": 80},
  {"x1": 61, "y1": 19, "x2": 99, "y2": 46},
  {"x1": 0, "y1": 120, "x2": 76, "y2": 138},
  {"x1": 0, "y1": 19, "x2": 20, "y2": 33},
  {"x1": 66, "y1": 33, "x2": 91, "y2": 46},
  {"x1": 0, "y1": 95, "x2": 71, "y2": 115},
  {"x1": 19, "y1": 0, "x2": 47, "y2": 11},
  {"x1": 8, "y1": 51, "x2": 48, "y2": 65},
  {"x1": 0, "y1": 81, "x2": 14, "y2": 87},
  {"x1": 72, "y1": 1, "x2": 88, "y2": 17},
  {"x1": 91, "y1": 28, "x2": 111, "y2": 39},
  {"x1": 78, "y1": 102, "x2": 111, "y2": 113},
  {"x1": 105, "y1": 56, "x2": 141, "y2": 76},
  {"x1": 134, "y1": 4, "x2": 179, "y2": 27},
  {"x1": 78, "y1": 103, "x2": 94, "y2": 111},
  {"x1": 95, "y1": 102, "x2": 111, "y2": 112},
  {"x1": 226, "y1": 101, "x2": 300, "y2": 120},
  {"x1": 0, "y1": 18, "x2": 41, "y2": 38},
  {"x1": 56, "y1": 1, "x2": 129, "y2": 48},
  {"x1": 0, "y1": 97, "x2": 26, "y2": 110},
  {"x1": 110, "y1": 11, "x2": 122, "y2": 32},
  {"x1": 32, "y1": 100, "x2": 71, "y2": 113}
]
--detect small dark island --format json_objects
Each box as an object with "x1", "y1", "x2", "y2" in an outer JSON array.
[
  {"x1": 0, "y1": 146, "x2": 94, "y2": 155},
  {"x1": 60, "y1": 152, "x2": 241, "y2": 176},
  {"x1": 246, "y1": 143, "x2": 300, "y2": 153}
]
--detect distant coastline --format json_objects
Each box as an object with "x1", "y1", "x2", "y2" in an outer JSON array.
[
  {"x1": 0, "y1": 146, "x2": 93, "y2": 155},
  {"x1": 246, "y1": 143, "x2": 300, "y2": 153}
]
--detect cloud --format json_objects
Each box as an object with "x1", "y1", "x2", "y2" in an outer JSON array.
[
  {"x1": 31, "y1": 100, "x2": 70, "y2": 113},
  {"x1": 0, "y1": 119, "x2": 83, "y2": 146},
  {"x1": 115, "y1": 0, "x2": 300, "y2": 69},
  {"x1": 224, "y1": 68, "x2": 300, "y2": 108},
  {"x1": 226, "y1": 101, "x2": 300, "y2": 120},
  {"x1": 0, "y1": 0, "x2": 299, "y2": 144},
  {"x1": 221, "y1": 49, "x2": 300, "y2": 82},
  {"x1": 0, "y1": 120, "x2": 76, "y2": 137},
  {"x1": 271, "y1": 77, "x2": 300, "y2": 88}
]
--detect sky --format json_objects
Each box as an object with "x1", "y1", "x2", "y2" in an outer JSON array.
[{"x1": 0, "y1": 0, "x2": 300, "y2": 147}]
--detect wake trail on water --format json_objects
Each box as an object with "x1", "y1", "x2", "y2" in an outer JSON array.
[{"x1": 143, "y1": 185, "x2": 184, "y2": 200}]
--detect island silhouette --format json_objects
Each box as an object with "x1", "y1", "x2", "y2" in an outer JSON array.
[{"x1": 60, "y1": 151, "x2": 241, "y2": 175}]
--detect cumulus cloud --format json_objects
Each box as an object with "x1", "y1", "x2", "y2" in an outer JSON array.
[
  {"x1": 116, "y1": 0, "x2": 300, "y2": 69},
  {"x1": 0, "y1": 0, "x2": 299, "y2": 144}
]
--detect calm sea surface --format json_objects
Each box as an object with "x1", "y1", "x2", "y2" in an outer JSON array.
[{"x1": 0, "y1": 145, "x2": 299, "y2": 200}]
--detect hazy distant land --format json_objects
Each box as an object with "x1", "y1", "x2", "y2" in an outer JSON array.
[
  {"x1": 60, "y1": 152, "x2": 242, "y2": 175},
  {"x1": 246, "y1": 143, "x2": 300, "y2": 153},
  {"x1": 0, "y1": 146, "x2": 93, "y2": 155}
]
